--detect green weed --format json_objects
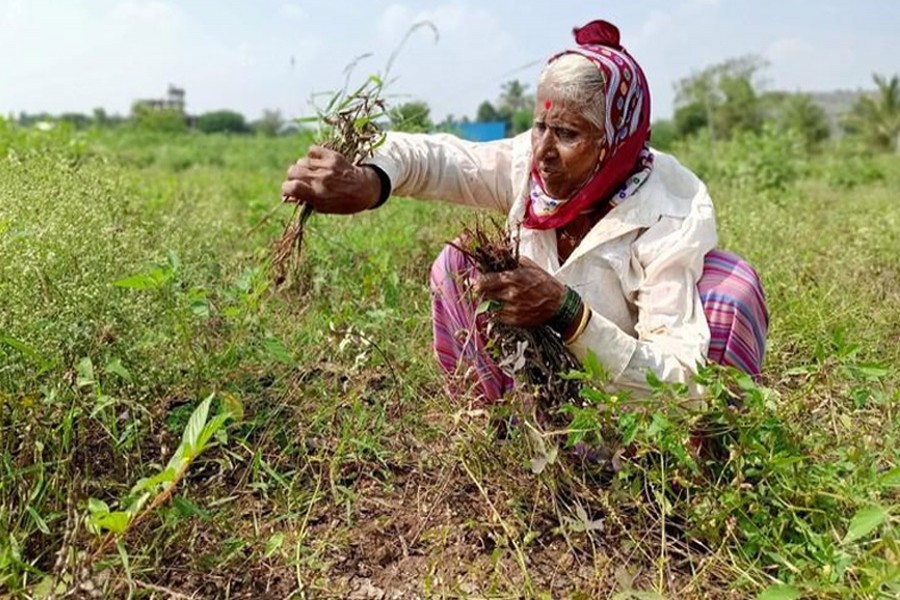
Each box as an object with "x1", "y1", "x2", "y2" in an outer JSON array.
[{"x1": 1, "y1": 118, "x2": 897, "y2": 598}]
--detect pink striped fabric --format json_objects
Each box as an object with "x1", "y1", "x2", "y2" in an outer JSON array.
[
  {"x1": 697, "y1": 249, "x2": 769, "y2": 380},
  {"x1": 430, "y1": 246, "x2": 768, "y2": 403},
  {"x1": 430, "y1": 245, "x2": 514, "y2": 402}
]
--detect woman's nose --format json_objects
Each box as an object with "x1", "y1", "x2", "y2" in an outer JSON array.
[{"x1": 534, "y1": 132, "x2": 557, "y2": 162}]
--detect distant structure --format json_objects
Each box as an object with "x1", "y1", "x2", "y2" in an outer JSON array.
[
  {"x1": 133, "y1": 85, "x2": 186, "y2": 113},
  {"x1": 450, "y1": 121, "x2": 507, "y2": 142}
]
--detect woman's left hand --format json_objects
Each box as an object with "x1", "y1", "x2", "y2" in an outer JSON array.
[{"x1": 476, "y1": 257, "x2": 567, "y2": 328}]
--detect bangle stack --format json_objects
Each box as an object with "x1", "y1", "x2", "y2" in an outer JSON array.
[
  {"x1": 548, "y1": 286, "x2": 592, "y2": 346},
  {"x1": 548, "y1": 286, "x2": 583, "y2": 333},
  {"x1": 564, "y1": 304, "x2": 592, "y2": 345}
]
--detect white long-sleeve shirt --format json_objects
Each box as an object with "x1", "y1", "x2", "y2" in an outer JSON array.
[{"x1": 366, "y1": 131, "x2": 718, "y2": 395}]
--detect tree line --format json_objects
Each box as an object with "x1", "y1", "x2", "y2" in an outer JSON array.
[
  {"x1": 391, "y1": 55, "x2": 899, "y2": 154},
  {"x1": 14, "y1": 105, "x2": 288, "y2": 137},
  {"x1": 11, "y1": 56, "x2": 899, "y2": 152},
  {"x1": 654, "y1": 55, "x2": 899, "y2": 153}
]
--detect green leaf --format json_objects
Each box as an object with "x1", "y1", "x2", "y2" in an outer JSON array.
[
  {"x1": 645, "y1": 369, "x2": 663, "y2": 389},
  {"x1": 116, "y1": 539, "x2": 132, "y2": 579},
  {"x1": 475, "y1": 300, "x2": 492, "y2": 316},
  {"x1": 124, "y1": 491, "x2": 152, "y2": 518},
  {"x1": 646, "y1": 412, "x2": 671, "y2": 437},
  {"x1": 582, "y1": 350, "x2": 608, "y2": 382},
  {"x1": 784, "y1": 365, "x2": 815, "y2": 376},
  {"x1": 879, "y1": 466, "x2": 900, "y2": 488},
  {"x1": 76, "y1": 357, "x2": 95, "y2": 388},
  {"x1": 194, "y1": 413, "x2": 229, "y2": 456},
  {"x1": 190, "y1": 298, "x2": 210, "y2": 318},
  {"x1": 32, "y1": 574, "x2": 63, "y2": 599},
  {"x1": 104, "y1": 358, "x2": 132, "y2": 381},
  {"x1": 89, "y1": 394, "x2": 116, "y2": 418},
  {"x1": 93, "y1": 510, "x2": 131, "y2": 534},
  {"x1": 854, "y1": 363, "x2": 889, "y2": 379},
  {"x1": 843, "y1": 504, "x2": 888, "y2": 544},
  {"x1": 166, "y1": 250, "x2": 181, "y2": 272},
  {"x1": 112, "y1": 272, "x2": 162, "y2": 290},
  {"x1": 371, "y1": 134, "x2": 387, "y2": 150},
  {"x1": 757, "y1": 585, "x2": 801, "y2": 600},
  {"x1": 264, "y1": 532, "x2": 285, "y2": 557},
  {"x1": 221, "y1": 392, "x2": 244, "y2": 423},
  {"x1": 87, "y1": 497, "x2": 110, "y2": 517},
  {"x1": 130, "y1": 467, "x2": 178, "y2": 496},
  {"x1": 172, "y1": 496, "x2": 208, "y2": 520},
  {"x1": 0, "y1": 333, "x2": 50, "y2": 367},
  {"x1": 262, "y1": 338, "x2": 294, "y2": 365},
  {"x1": 26, "y1": 506, "x2": 50, "y2": 534},
  {"x1": 86, "y1": 498, "x2": 131, "y2": 534},
  {"x1": 770, "y1": 455, "x2": 807, "y2": 469},
  {"x1": 179, "y1": 394, "x2": 214, "y2": 461},
  {"x1": 580, "y1": 387, "x2": 610, "y2": 404}
]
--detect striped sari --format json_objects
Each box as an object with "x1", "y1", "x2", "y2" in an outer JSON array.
[{"x1": 431, "y1": 246, "x2": 768, "y2": 402}]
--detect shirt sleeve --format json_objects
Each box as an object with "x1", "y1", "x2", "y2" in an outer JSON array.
[
  {"x1": 363, "y1": 132, "x2": 521, "y2": 213},
  {"x1": 566, "y1": 198, "x2": 718, "y2": 397}
]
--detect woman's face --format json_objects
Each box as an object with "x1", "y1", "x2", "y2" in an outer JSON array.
[{"x1": 531, "y1": 85, "x2": 605, "y2": 199}]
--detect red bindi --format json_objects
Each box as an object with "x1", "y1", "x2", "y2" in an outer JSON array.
[{"x1": 544, "y1": 100, "x2": 552, "y2": 110}]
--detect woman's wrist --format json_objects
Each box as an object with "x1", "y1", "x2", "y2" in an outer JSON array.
[
  {"x1": 362, "y1": 164, "x2": 391, "y2": 209},
  {"x1": 562, "y1": 303, "x2": 591, "y2": 345},
  {"x1": 548, "y1": 286, "x2": 583, "y2": 334}
]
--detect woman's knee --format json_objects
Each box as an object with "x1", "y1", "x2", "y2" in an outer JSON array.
[{"x1": 430, "y1": 242, "x2": 474, "y2": 294}]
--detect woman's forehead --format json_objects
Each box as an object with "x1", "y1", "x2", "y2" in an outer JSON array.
[{"x1": 534, "y1": 95, "x2": 594, "y2": 126}]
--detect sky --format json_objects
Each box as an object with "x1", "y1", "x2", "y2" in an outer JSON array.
[{"x1": 1, "y1": 0, "x2": 898, "y2": 122}]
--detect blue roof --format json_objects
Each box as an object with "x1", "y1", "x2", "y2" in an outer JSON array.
[{"x1": 447, "y1": 121, "x2": 507, "y2": 142}]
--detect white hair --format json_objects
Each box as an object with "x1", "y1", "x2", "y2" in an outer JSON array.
[{"x1": 537, "y1": 53, "x2": 606, "y2": 133}]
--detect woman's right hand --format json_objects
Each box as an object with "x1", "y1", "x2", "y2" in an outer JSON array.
[{"x1": 281, "y1": 145, "x2": 382, "y2": 214}]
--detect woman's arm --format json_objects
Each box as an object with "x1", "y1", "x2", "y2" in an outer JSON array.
[{"x1": 364, "y1": 132, "x2": 524, "y2": 213}]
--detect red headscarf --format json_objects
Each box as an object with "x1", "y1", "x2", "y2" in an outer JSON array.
[{"x1": 523, "y1": 20, "x2": 653, "y2": 230}]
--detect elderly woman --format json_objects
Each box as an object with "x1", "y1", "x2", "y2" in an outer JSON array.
[{"x1": 281, "y1": 20, "x2": 768, "y2": 402}]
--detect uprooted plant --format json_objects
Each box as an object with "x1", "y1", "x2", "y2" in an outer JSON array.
[
  {"x1": 452, "y1": 218, "x2": 582, "y2": 409},
  {"x1": 272, "y1": 72, "x2": 387, "y2": 286},
  {"x1": 272, "y1": 22, "x2": 439, "y2": 287}
]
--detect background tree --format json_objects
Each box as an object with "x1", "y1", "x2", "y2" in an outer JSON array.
[
  {"x1": 254, "y1": 109, "x2": 284, "y2": 137},
  {"x1": 496, "y1": 79, "x2": 535, "y2": 136},
  {"x1": 673, "y1": 102, "x2": 710, "y2": 140},
  {"x1": 130, "y1": 103, "x2": 188, "y2": 134},
  {"x1": 59, "y1": 113, "x2": 90, "y2": 130},
  {"x1": 473, "y1": 80, "x2": 535, "y2": 136},
  {"x1": 774, "y1": 93, "x2": 830, "y2": 150},
  {"x1": 389, "y1": 101, "x2": 434, "y2": 133},
  {"x1": 17, "y1": 112, "x2": 54, "y2": 127},
  {"x1": 435, "y1": 114, "x2": 457, "y2": 134},
  {"x1": 842, "y1": 73, "x2": 900, "y2": 152},
  {"x1": 196, "y1": 110, "x2": 250, "y2": 134},
  {"x1": 498, "y1": 80, "x2": 531, "y2": 114},
  {"x1": 476, "y1": 100, "x2": 500, "y2": 123},
  {"x1": 673, "y1": 55, "x2": 768, "y2": 141},
  {"x1": 714, "y1": 74, "x2": 762, "y2": 136},
  {"x1": 649, "y1": 119, "x2": 677, "y2": 151},
  {"x1": 92, "y1": 107, "x2": 109, "y2": 128}
]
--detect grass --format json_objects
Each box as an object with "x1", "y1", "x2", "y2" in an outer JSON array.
[{"x1": 0, "y1": 122, "x2": 897, "y2": 598}]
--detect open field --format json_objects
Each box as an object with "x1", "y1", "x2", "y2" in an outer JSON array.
[{"x1": 1, "y1": 124, "x2": 898, "y2": 598}]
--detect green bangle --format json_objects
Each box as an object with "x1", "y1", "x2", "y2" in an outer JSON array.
[{"x1": 548, "y1": 286, "x2": 583, "y2": 333}]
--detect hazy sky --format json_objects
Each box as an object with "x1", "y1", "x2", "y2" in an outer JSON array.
[{"x1": 1, "y1": 1, "x2": 898, "y2": 122}]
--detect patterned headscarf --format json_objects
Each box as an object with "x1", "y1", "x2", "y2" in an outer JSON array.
[{"x1": 523, "y1": 20, "x2": 653, "y2": 230}]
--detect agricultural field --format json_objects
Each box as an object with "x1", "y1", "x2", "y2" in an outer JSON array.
[{"x1": 1, "y1": 121, "x2": 898, "y2": 598}]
